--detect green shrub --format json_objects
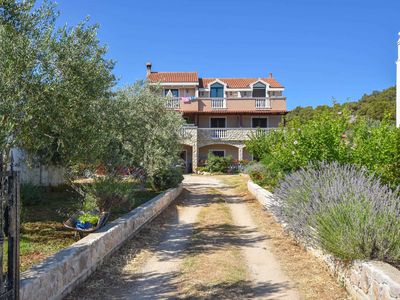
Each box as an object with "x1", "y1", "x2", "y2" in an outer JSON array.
[
  {"x1": 77, "y1": 213, "x2": 99, "y2": 225},
  {"x1": 83, "y1": 176, "x2": 132, "y2": 212},
  {"x1": 150, "y1": 166, "x2": 183, "y2": 191},
  {"x1": 275, "y1": 162, "x2": 400, "y2": 264},
  {"x1": 246, "y1": 110, "x2": 400, "y2": 188},
  {"x1": 206, "y1": 153, "x2": 233, "y2": 173},
  {"x1": 196, "y1": 166, "x2": 208, "y2": 173},
  {"x1": 21, "y1": 183, "x2": 43, "y2": 206}
]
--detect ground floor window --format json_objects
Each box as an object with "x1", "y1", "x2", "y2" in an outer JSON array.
[
  {"x1": 210, "y1": 150, "x2": 225, "y2": 157},
  {"x1": 210, "y1": 117, "x2": 226, "y2": 128},
  {"x1": 252, "y1": 117, "x2": 268, "y2": 128}
]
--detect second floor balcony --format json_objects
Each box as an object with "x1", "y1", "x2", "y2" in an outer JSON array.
[
  {"x1": 180, "y1": 126, "x2": 273, "y2": 143},
  {"x1": 166, "y1": 96, "x2": 284, "y2": 112}
]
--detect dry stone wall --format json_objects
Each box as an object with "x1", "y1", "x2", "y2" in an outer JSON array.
[{"x1": 20, "y1": 185, "x2": 183, "y2": 300}]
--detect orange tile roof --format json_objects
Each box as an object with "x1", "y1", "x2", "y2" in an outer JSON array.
[
  {"x1": 147, "y1": 72, "x2": 198, "y2": 83},
  {"x1": 199, "y1": 78, "x2": 283, "y2": 88},
  {"x1": 147, "y1": 72, "x2": 284, "y2": 88}
]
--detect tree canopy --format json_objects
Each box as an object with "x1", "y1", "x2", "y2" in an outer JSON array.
[
  {"x1": 0, "y1": 0, "x2": 115, "y2": 168},
  {"x1": 286, "y1": 86, "x2": 396, "y2": 124}
]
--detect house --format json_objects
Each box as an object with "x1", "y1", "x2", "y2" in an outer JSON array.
[{"x1": 146, "y1": 63, "x2": 287, "y2": 173}]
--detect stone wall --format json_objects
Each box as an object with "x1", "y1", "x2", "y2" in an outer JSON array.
[
  {"x1": 20, "y1": 185, "x2": 183, "y2": 300},
  {"x1": 247, "y1": 180, "x2": 400, "y2": 300}
]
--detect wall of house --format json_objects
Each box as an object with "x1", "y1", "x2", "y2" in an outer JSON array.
[
  {"x1": 199, "y1": 144, "x2": 239, "y2": 161},
  {"x1": 241, "y1": 115, "x2": 282, "y2": 127},
  {"x1": 197, "y1": 114, "x2": 282, "y2": 128},
  {"x1": 198, "y1": 115, "x2": 239, "y2": 128}
]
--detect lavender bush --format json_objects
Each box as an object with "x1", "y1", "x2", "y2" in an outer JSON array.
[{"x1": 274, "y1": 162, "x2": 400, "y2": 264}]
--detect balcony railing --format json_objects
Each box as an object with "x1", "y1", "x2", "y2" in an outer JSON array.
[
  {"x1": 210, "y1": 129, "x2": 227, "y2": 138},
  {"x1": 211, "y1": 98, "x2": 226, "y2": 109},
  {"x1": 199, "y1": 128, "x2": 272, "y2": 141},
  {"x1": 165, "y1": 98, "x2": 180, "y2": 109},
  {"x1": 255, "y1": 98, "x2": 271, "y2": 109}
]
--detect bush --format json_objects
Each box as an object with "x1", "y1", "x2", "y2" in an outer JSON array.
[
  {"x1": 83, "y1": 176, "x2": 132, "y2": 212},
  {"x1": 274, "y1": 162, "x2": 400, "y2": 264},
  {"x1": 246, "y1": 111, "x2": 400, "y2": 188},
  {"x1": 21, "y1": 183, "x2": 43, "y2": 206},
  {"x1": 150, "y1": 166, "x2": 183, "y2": 191},
  {"x1": 206, "y1": 153, "x2": 233, "y2": 173}
]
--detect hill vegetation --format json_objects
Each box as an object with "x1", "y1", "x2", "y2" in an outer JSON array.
[{"x1": 286, "y1": 86, "x2": 396, "y2": 123}]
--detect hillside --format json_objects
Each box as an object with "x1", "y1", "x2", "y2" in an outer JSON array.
[{"x1": 286, "y1": 86, "x2": 396, "y2": 123}]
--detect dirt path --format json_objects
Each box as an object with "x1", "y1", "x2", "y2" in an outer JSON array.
[
  {"x1": 68, "y1": 175, "x2": 346, "y2": 299},
  {"x1": 224, "y1": 190, "x2": 299, "y2": 299}
]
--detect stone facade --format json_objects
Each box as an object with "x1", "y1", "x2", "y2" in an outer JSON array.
[
  {"x1": 20, "y1": 185, "x2": 183, "y2": 300},
  {"x1": 247, "y1": 180, "x2": 400, "y2": 300},
  {"x1": 181, "y1": 127, "x2": 272, "y2": 171}
]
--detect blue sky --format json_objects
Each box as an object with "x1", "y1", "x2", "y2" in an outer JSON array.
[{"x1": 49, "y1": 0, "x2": 399, "y2": 110}]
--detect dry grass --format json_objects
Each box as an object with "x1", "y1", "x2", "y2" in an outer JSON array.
[
  {"x1": 178, "y1": 193, "x2": 250, "y2": 299},
  {"x1": 66, "y1": 192, "x2": 184, "y2": 300},
  {"x1": 221, "y1": 175, "x2": 350, "y2": 300}
]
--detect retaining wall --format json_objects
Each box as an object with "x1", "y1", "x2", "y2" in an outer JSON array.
[
  {"x1": 247, "y1": 180, "x2": 400, "y2": 300},
  {"x1": 20, "y1": 185, "x2": 183, "y2": 300}
]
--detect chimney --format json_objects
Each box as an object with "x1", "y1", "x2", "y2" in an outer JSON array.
[
  {"x1": 269, "y1": 72, "x2": 273, "y2": 78},
  {"x1": 146, "y1": 62, "x2": 152, "y2": 77}
]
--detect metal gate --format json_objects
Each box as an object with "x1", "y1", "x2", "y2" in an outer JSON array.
[{"x1": 0, "y1": 163, "x2": 20, "y2": 300}]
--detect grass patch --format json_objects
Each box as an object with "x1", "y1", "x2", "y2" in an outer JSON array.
[
  {"x1": 179, "y1": 191, "x2": 249, "y2": 299},
  {"x1": 14, "y1": 182, "x2": 160, "y2": 272}
]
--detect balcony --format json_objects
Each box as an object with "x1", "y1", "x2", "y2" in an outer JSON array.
[
  {"x1": 165, "y1": 98, "x2": 180, "y2": 109},
  {"x1": 198, "y1": 128, "x2": 272, "y2": 141},
  {"x1": 255, "y1": 98, "x2": 271, "y2": 109},
  {"x1": 210, "y1": 98, "x2": 226, "y2": 109},
  {"x1": 166, "y1": 96, "x2": 285, "y2": 112}
]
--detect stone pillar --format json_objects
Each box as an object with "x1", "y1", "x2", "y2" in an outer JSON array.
[
  {"x1": 192, "y1": 143, "x2": 198, "y2": 172},
  {"x1": 238, "y1": 146, "x2": 244, "y2": 161}
]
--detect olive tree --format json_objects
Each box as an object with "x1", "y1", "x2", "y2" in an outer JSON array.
[
  {"x1": 0, "y1": 0, "x2": 115, "y2": 171},
  {"x1": 107, "y1": 83, "x2": 184, "y2": 189}
]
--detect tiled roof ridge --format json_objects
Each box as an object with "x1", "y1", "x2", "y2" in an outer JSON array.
[{"x1": 150, "y1": 71, "x2": 197, "y2": 74}]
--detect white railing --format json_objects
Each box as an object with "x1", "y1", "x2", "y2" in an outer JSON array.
[
  {"x1": 211, "y1": 98, "x2": 226, "y2": 109},
  {"x1": 255, "y1": 98, "x2": 271, "y2": 109},
  {"x1": 199, "y1": 128, "x2": 273, "y2": 140},
  {"x1": 210, "y1": 129, "x2": 227, "y2": 139},
  {"x1": 165, "y1": 98, "x2": 180, "y2": 109}
]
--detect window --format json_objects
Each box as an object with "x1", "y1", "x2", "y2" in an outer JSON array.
[
  {"x1": 164, "y1": 89, "x2": 179, "y2": 97},
  {"x1": 210, "y1": 117, "x2": 226, "y2": 128},
  {"x1": 252, "y1": 82, "x2": 266, "y2": 97},
  {"x1": 210, "y1": 82, "x2": 224, "y2": 98},
  {"x1": 252, "y1": 117, "x2": 268, "y2": 128},
  {"x1": 211, "y1": 150, "x2": 225, "y2": 157}
]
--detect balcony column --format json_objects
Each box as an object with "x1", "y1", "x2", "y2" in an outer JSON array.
[
  {"x1": 192, "y1": 143, "x2": 198, "y2": 172},
  {"x1": 238, "y1": 146, "x2": 244, "y2": 161}
]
